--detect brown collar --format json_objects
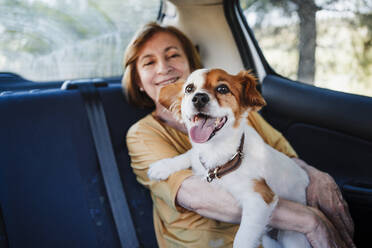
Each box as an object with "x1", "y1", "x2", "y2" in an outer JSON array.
[{"x1": 202, "y1": 134, "x2": 245, "y2": 183}]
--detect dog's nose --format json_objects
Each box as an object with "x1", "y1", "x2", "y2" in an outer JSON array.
[{"x1": 192, "y1": 93, "x2": 209, "y2": 109}]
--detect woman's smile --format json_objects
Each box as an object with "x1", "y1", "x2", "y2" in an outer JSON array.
[{"x1": 155, "y1": 76, "x2": 180, "y2": 86}]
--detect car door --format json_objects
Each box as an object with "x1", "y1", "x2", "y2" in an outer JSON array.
[{"x1": 225, "y1": 0, "x2": 372, "y2": 247}]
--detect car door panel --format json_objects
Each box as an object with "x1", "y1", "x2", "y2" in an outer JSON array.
[{"x1": 260, "y1": 74, "x2": 372, "y2": 246}]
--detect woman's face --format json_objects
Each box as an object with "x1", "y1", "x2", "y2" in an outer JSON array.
[{"x1": 136, "y1": 31, "x2": 191, "y2": 103}]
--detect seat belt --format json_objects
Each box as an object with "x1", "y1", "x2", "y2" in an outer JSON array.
[{"x1": 62, "y1": 79, "x2": 140, "y2": 248}]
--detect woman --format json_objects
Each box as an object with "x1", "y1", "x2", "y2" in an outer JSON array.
[{"x1": 123, "y1": 22, "x2": 355, "y2": 248}]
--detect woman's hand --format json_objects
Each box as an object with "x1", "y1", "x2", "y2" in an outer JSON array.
[
  {"x1": 292, "y1": 158, "x2": 355, "y2": 248},
  {"x1": 306, "y1": 207, "x2": 347, "y2": 248},
  {"x1": 155, "y1": 104, "x2": 188, "y2": 133},
  {"x1": 271, "y1": 199, "x2": 348, "y2": 248}
]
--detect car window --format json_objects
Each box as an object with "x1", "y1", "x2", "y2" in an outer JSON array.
[
  {"x1": 240, "y1": 0, "x2": 372, "y2": 97},
  {"x1": 0, "y1": 0, "x2": 160, "y2": 82}
]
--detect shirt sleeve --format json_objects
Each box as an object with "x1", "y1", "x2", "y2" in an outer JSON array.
[
  {"x1": 248, "y1": 112, "x2": 298, "y2": 158},
  {"x1": 126, "y1": 120, "x2": 193, "y2": 213}
]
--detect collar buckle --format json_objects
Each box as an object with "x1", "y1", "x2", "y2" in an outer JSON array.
[
  {"x1": 203, "y1": 134, "x2": 245, "y2": 183},
  {"x1": 206, "y1": 167, "x2": 219, "y2": 182}
]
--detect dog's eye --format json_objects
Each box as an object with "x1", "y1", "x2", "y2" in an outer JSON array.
[
  {"x1": 216, "y1": 84, "x2": 230, "y2": 94},
  {"x1": 185, "y1": 84, "x2": 195, "y2": 94}
]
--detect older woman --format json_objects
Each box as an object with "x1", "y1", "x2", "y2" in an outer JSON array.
[{"x1": 123, "y1": 22, "x2": 354, "y2": 248}]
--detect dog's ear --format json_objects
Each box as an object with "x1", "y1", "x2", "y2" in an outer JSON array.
[
  {"x1": 158, "y1": 80, "x2": 184, "y2": 120},
  {"x1": 238, "y1": 70, "x2": 266, "y2": 111}
]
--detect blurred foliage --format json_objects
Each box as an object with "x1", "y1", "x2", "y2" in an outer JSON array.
[
  {"x1": 0, "y1": 0, "x2": 159, "y2": 81},
  {"x1": 240, "y1": 0, "x2": 372, "y2": 97},
  {"x1": 240, "y1": 0, "x2": 297, "y2": 29},
  {"x1": 241, "y1": 0, "x2": 295, "y2": 15},
  {"x1": 356, "y1": 13, "x2": 372, "y2": 76}
]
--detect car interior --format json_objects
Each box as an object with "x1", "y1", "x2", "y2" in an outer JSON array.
[{"x1": 0, "y1": 0, "x2": 371, "y2": 247}]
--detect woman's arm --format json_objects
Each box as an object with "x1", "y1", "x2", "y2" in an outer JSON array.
[
  {"x1": 176, "y1": 175, "x2": 242, "y2": 223},
  {"x1": 272, "y1": 199, "x2": 348, "y2": 248},
  {"x1": 176, "y1": 175, "x2": 351, "y2": 248},
  {"x1": 292, "y1": 158, "x2": 355, "y2": 247}
]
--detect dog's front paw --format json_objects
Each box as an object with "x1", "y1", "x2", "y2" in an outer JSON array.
[{"x1": 148, "y1": 159, "x2": 174, "y2": 181}]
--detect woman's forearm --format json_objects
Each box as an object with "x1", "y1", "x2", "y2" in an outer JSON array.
[
  {"x1": 176, "y1": 175, "x2": 318, "y2": 232},
  {"x1": 269, "y1": 198, "x2": 316, "y2": 234},
  {"x1": 176, "y1": 175, "x2": 242, "y2": 223}
]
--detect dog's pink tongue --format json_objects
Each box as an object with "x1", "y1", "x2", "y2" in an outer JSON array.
[{"x1": 190, "y1": 116, "x2": 216, "y2": 143}]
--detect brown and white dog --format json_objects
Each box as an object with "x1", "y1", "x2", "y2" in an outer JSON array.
[{"x1": 148, "y1": 68, "x2": 310, "y2": 248}]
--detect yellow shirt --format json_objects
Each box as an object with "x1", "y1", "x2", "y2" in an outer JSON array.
[{"x1": 126, "y1": 111, "x2": 297, "y2": 248}]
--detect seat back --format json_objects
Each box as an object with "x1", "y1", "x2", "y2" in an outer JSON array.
[{"x1": 0, "y1": 84, "x2": 155, "y2": 247}]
